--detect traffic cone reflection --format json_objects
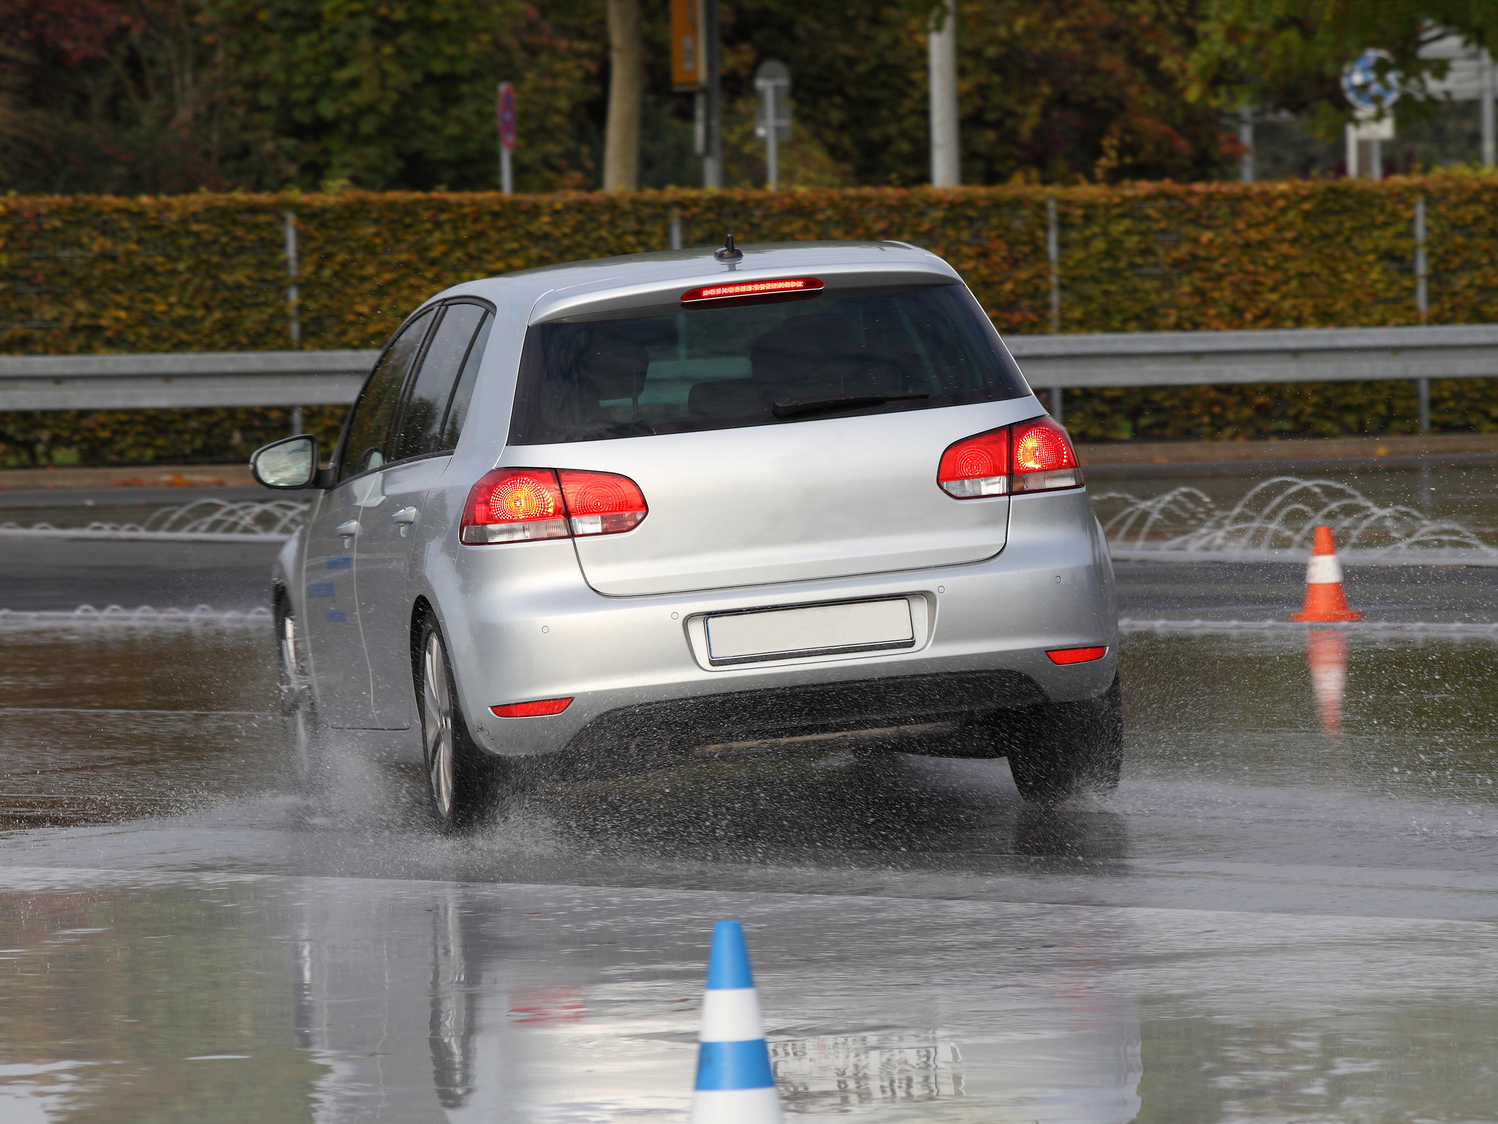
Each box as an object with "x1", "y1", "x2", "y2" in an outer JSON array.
[
  {"x1": 1306, "y1": 629, "x2": 1348, "y2": 739},
  {"x1": 690, "y1": 921, "x2": 781, "y2": 1124},
  {"x1": 1290, "y1": 525, "x2": 1363, "y2": 622}
]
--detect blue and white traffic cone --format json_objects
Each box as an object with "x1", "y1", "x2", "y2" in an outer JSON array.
[{"x1": 689, "y1": 920, "x2": 782, "y2": 1124}]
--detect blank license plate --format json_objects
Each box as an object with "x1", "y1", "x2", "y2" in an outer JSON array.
[{"x1": 706, "y1": 598, "x2": 915, "y2": 664}]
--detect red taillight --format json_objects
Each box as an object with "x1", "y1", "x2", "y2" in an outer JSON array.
[
  {"x1": 1047, "y1": 646, "x2": 1107, "y2": 664},
  {"x1": 461, "y1": 468, "x2": 568, "y2": 544},
  {"x1": 937, "y1": 416, "x2": 1082, "y2": 500},
  {"x1": 937, "y1": 428, "x2": 1010, "y2": 498},
  {"x1": 491, "y1": 697, "x2": 573, "y2": 717},
  {"x1": 1011, "y1": 416, "x2": 1082, "y2": 493},
  {"x1": 461, "y1": 468, "x2": 647, "y2": 545},
  {"x1": 558, "y1": 469, "x2": 648, "y2": 536},
  {"x1": 680, "y1": 277, "x2": 823, "y2": 307}
]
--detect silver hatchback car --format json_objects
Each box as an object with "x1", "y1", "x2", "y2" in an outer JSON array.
[{"x1": 252, "y1": 239, "x2": 1120, "y2": 826}]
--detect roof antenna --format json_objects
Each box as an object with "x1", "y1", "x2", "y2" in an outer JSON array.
[{"x1": 713, "y1": 233, "x2": 743, "y2": 268}]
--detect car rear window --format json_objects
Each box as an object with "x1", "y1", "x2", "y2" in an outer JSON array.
[{"x1": 507, "y1": 282, "x2": 1029, "y2": 445}]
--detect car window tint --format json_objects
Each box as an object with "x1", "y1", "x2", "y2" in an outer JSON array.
[
  {"x1": 393, "y1": 303, "x2": 487, "y2": 461},
  {"x1": 340, "y1": 307, "x2": 435, "y2": 479},
  {"x1": 507, "y1": 284, "x2": 1027, "y2": 445},
  {"x1": 438, "y1": 311, "x2": 493, "y2": 452}
]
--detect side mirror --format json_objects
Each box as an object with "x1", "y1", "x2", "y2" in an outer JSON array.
[{"x1": 250, "y1": 434, "x2": 329, "y2": 490}]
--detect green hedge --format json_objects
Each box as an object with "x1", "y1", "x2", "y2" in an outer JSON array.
[{"x1": 3, "y1": 176, "x2": 1497, "y2": 464}]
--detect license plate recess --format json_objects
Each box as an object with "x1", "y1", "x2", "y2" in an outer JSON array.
[{"x1": 704, "y1": 598, "x2": 916, "y2": 666}]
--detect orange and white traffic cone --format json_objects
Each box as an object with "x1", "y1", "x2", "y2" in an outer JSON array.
[{"x1": 1290, "y1": 526, "x2": 1363, "y2": 623}]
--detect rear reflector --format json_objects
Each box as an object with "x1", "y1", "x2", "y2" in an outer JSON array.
[
  {"x1": 462, "y1": 468, "x2": 647, "y2": 544},
  {"x1": 490, "y1": 698, "x2": 573, "y2": 717},
  {"x1": 937, "y1": 415, "x2": 1082, "y2": 500},
  {"x1": 680, "y1": 277, "x2": 823, "y2": 307},
  {"x1": 1047, "y1": 646, "x2": 1107, "y2": 665}
]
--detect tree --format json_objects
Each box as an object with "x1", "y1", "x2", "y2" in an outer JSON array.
[
  {"x1": 0, "y1": 1, "x2": 241, "y2": 194},
  {"x1": 603, "y1": 0, "x2": 642, "y2": 190},
  {"x1": 1187, "y1": 0, "x2": 1498, "y2": 131},
  {"x1": 209, "y1": 0, "x2": 605, "y2": 191},
  {"x1": 0, "y1": 0, "x2": 610, "y2": 194},
  {"x1": 729, "y1": 0, "x2": 1232, "y2": 185}
]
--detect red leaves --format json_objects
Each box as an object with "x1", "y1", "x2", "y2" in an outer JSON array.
[{"x1": 1, "y1": 0, "x2": 136, "y2": 67}]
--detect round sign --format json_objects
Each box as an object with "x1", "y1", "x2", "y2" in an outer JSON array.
[
  {"x1": 1341, "y1": 49, "x2": 1400, "y2": 113},
  {"x1": 497, "y1": 83, "x2": 517, "y2": 152},
  {"x1": 753, "y1": 59, "x2": 791, "y2": 92}
]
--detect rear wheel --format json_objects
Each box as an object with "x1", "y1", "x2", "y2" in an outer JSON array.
[
  {"x1": 1006, "y1": 676, "x2": 1122, "y2": 803},
  {"x1": 275, "y1": 595, "x2": 321, "y2": 786},
  {"x1": 418, "y1": 618, "x2": 504, "y2": 829}
]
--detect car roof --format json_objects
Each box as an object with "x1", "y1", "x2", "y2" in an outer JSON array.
[{"x1": 427, "y1": 240, "x2": 961, "y2": 325}]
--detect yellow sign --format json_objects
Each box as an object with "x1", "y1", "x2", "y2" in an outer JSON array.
[{"x1": 671, "y1": 0, "x2": 704, "y2": 91}]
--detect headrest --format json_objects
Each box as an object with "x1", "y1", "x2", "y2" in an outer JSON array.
[{"x1": 579, "y1": 338, "x2": 649, "y2": 401}]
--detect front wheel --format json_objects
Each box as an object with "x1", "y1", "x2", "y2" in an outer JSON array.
[
  {"x1": 417, "y1": 618, "x2": 504, "y2": 829},
  {"x1": 1006, "y1": 676, "x2": 1122, "y2": 803}
]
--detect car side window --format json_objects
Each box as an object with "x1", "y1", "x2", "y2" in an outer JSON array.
[
  {"x1": 437, "y1": 312, "x2": 493, "y2": 452},
  {"x1": 340, "y1": 307, "x2": 436, "y2": 480},
  {"x1": 392, "y1": 302, "x2": 488, "y2": 462}
]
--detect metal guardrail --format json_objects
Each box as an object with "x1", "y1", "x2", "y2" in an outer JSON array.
[
  {"x1": 1004, "y1": 323, "x2": 1498, "y2": 388},
  {"x1": 2, "y1": 324, "x2": 1496, "y2": 412},
  {"x1": 0, "y1": 349, "x2": 378, "y2": 411}
]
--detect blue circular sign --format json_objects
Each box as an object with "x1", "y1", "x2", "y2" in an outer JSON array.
[{"x1": 1342, "y1": 49, "x2": 1400, "y2": 113}]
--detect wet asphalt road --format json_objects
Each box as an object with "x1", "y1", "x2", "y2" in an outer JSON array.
[
  {"x1": 3, "y1": 528, "x2": 1498, "y2": 1121},
  {"x1": 5, "y1": 533, "x2": 1498, "y2": 622}
]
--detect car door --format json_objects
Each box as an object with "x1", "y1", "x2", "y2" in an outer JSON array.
[
  {"x1": 302, "y1": 306, "x2": 437, "y2": 728},
  {"x1": 354, "y1": 300, "x2": 494, "y2": 729}
]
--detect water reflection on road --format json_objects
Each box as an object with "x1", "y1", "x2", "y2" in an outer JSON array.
[{"x1": 2, "y1": 615, "x2": 1498, "y2": 1121}]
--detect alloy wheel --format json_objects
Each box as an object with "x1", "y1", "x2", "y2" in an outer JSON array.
[
  {"x1": 422, "y1": 631, "x2": 456, "y2": 821},
  {"x1": 278, "y1": 608, "x2": 314, "y2": 777}
]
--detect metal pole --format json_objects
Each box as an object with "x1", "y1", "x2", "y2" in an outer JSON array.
[
  {"x1": 1416, "y1": 195, "x2": 1430, "y2": 432},
  {"x1": 1046, "y1": 197, "x2": 1060, "y2": 333},
  {"x1": 1046, "y1": 196, "x2": 1063, "y2": 418},
  {"x1": 501, "y1": 147, "x2": 513, "y2": 195},
  {"x1": 1415, "y1": 195, "x2": 1428, "y2": 323},
  {"x1": 1370, "y1": 137, "x2": 1383, "y2": 181},
  {"x1": 284, "y1": 211, "x2": 301, "y2": 438},
  {"x1": 1345, "y1": 123, "x2": 1358, "y2": 178},
  {"x1": 1483, "y1": 50, "x2": 1496, "y2": 168},
  {"x1": 284, "y1": 212, "x2": 300, "y2": 346},
  {"x1": 1238, "y1": 106, "x2": 1254, "y2": 183},
  {"x1": 928, "y1": 0, "x2": 959, "y2": 187},
  {"x1": 669, "y1": 209, "x2": 683, "y2": 250},
  {"x1": 702, "y1": 0, "x2": 722, "y2": 188},
  {"x1": 764, "y1": 84, "x2": 778, "y2": 190}
]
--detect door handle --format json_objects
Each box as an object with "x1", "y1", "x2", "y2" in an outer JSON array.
[
  {"x1": 336, "y1": 520, "x2": 359, "y2": 537},
  {"x1": 392, "y1": 507, "x2": 418, "y2": 526}
]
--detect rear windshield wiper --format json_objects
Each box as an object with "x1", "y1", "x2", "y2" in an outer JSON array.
[{"x1": 772, "y1": 392, "x2": 929, "y2": 419}]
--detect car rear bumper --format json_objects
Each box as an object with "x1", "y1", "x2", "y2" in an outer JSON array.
[
  {"x1": 552, "y1": 667, "x2": 1049, "y2": 772},
  {"x1": 436, "y1": 487, "x2": 1116, "y2": 759}
]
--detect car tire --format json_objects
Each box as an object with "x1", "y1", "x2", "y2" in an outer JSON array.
[
  {"x1": 416, "y1": 616, "x2": 505, "y2": 830},
  {"x1": 275, "y1": 593, "x2": 323, "y2": 790},
  {"x1": 1006, "y1": 675, "x2": 1122, "y2": 803}
]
